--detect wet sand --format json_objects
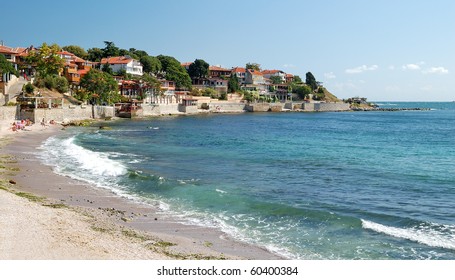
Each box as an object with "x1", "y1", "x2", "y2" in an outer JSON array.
[{"x1": 0, "y1": 122, "x2": 281, "y2": 260}]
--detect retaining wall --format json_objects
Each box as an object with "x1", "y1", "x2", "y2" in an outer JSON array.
[
  {"x1": 208, "y1": 102, "x2": 246, "y2": 113},
  {"x1": 0, "y1": 106, "x2": 18, "y2": 121},
  {"x1": 18, "y1": 105, "x2": 114, "y2": 123},
  {"x1": 315, "y1": 103, "x2": 350, "y2": 111},
  {"x1": 245, "y1": 103, "x2": 271, "y2": 112}
]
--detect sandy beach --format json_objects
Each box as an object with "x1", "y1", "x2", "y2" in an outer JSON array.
[{"x1": 0, "y1": 120, "x2": 280, "y2": 260}]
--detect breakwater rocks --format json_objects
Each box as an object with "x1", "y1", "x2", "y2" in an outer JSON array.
[{"x1": 352, "y1": 107, "x2": 431, "y2": 112}]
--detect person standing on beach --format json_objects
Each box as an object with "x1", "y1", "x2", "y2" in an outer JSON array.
[{"x1": 41, "y1": 118, "x2": 46, "y2": 127}]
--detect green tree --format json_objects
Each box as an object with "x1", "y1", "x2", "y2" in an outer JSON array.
[
  {"x1": 54, "y1": 75, "x2": 69, "y2": 93},
  {"x1": 129, "y1": 48, "x2": 148, "y2": 59},
  {"x1": 102, "y1": 41, "x2": 120, "y2": 58},
  {"x1": 62, "y1": 45, "x2": 88, "y2": 59},
  {"x1": 80, "y1": 69, "x2": 120, "y2": 104},
  {"x1": 0, "y1": 54, "x2": 18, "y2": 77},
  {"x1": 26, "y1": 43, "x2": 64, "y2": 76},
  {"x1": 87, "y1": 47, "x2": 104, "y2": 62},
  {"x1": 228, "y1": 73, "x2": 240, "y2": 93},
  {"x1": 140, "y1": 55, "x2": 162, "y2": 74},
  {"x1": 157, "y1": 55, "x2": 192, "y2": 89},
  {"x1": 188, "y1": 59, "x2": 209, "y2": 78},
  {"x1": 102, "y1": 63, "x2": 114, "y2": 75},
  {"x1": 293, "y1": 75, "x2": 302, "y2": 83},
  {"x1": 140, "y1": 72, "x2": 162, "y2": 92},
  {"x1": 270, "y1": 76, "x2": 282, "y2": 84},
  {"x1": 305, "y1": 72, "x2": 318, "y2": 91},
  {"x1": 293, "y1": 84, "x2": 312, "y2": 99},
  {"x1": 246, "y1": 62, "x2": 261, "y2": 71}
]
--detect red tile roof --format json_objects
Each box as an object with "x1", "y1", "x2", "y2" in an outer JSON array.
[
  {"x1": 58, "y1": 50, "x2": 74, "y2": 56},
  {"x1": 73, "y1": 56, "x2": 86, "y2": 63},
  {"x1": 77, "y1": 69, "x2": 89, "y2": 75},
  {"x1": 181, "y1": 62, "x2": 192, "y2": 67},
  {"x1": 0, "y1": 45, "x2": 18, "y2": 54},
  {"x1": 247, "y1": 69, "x2": 263, "y2": 76},
  {"x1": 262, "y1": 69, "x2": 283, "y2": 75},
  {"x1": 100, "y1": 56, "x2": 133, "y2": 65},
  {"x1": 232, "y1": 67, "x2": 246, "y2": 73},
  {"x1": 209, "y1": 65, "x2": 230, "y2": 72},
  {"x1": 285, "y1": 73, "x2": 294, "y2": 77}
]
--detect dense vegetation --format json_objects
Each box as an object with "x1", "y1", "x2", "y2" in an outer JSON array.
[{"x1": 22, "y1": 40, "x2": 332, "y2": 104}]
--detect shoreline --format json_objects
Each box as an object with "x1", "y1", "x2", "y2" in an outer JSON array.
[{"x1": 0, "y1": 122, "x2": 282, "y2": 260}]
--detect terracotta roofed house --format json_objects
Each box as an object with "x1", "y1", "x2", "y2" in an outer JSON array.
[
  {"x1": 208, "y1": 65, "x2": 231, "y2": 78},
  {"x1": 262, "y1": 69, "x2": 286, "y2": 83},
  {"x1": 100, "y1": 56, "x2": 143, "y2": 76},
  {"x1": 285, "y1": 73, "x2": 294, "y2": 83},
  {"x1": 231, "y1": 67, "x2": 246, "y2": 85}
]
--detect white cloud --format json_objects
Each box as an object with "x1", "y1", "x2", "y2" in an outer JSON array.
[
  {"x1": 324, "y1": 72, "x2": 336, "y2": 79},
  {"x1": 283, "y1": 64, "x2": 296, "y2": 68},
  {"x1": 388, "y1": 65, "x2": 396, "y2": 70},
  {"x1": 345, "y1": 65, "x2": 378, "y2": 74},
  {"x1": 402, "y1": 64, "x2": 421, "y2": 71},
  {"x1": 423, "y1": 66, "x2": 449, "y2": 74}
]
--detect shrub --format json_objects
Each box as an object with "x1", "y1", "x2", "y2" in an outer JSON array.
[
  {"x1": 55, "y1": 76, "x2": 69, "y2": 93},
  {"x1": 43, "y1": 75, "x2": 57, "y2": 89},
  {"x1": 190, "y1": 88, "x2": 202, "y2": 96},
  {"x1": 203, "y1": 88, "x2": 219, "y2": 99},
  {"x1": 23, "y1": 83, "x2": 34, "y2": 94}
]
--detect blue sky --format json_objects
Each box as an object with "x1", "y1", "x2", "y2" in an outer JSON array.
[{"x1": 2, "y1": 0, "x2": 454, "y2": 101}]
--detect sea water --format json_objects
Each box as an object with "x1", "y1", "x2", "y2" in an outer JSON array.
[{"x1": 38, "y1": 102, "x2": 455, "y2": 259}]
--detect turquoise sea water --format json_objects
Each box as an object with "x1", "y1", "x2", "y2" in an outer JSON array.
[{"x1": 39, "y1": 102, "x2": 455, "y2": 259}]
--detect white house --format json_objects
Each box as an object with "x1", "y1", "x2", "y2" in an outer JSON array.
[
  {"x1": 262, "y1": 69, "x2": 286, "y2": 83},
  {"x1": 100, "y1": 56, "x2": 143, "y2": 76}
]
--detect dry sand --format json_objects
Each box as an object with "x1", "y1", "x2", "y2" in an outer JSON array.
[{"x1": 0, "y1": 121, "x2": 280, "y2": 260}]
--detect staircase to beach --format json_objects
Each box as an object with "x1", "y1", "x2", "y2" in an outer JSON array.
[{"x1": 4, "y1": 76, "x2": 30, "y2": 104}]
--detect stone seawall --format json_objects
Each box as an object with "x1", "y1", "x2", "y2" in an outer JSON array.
[
  {"x1": 208, "y1": 102, "x2": 246, "y2": 113},
  {"x1": 0, "y1": 106, "x2": 18, "y2": 121},
  {"x1": 245, "y1": 103, "x2": 271, "y2": 112},
  {"x1": 17, "y1": 105, "x2": 115, "y2": 123},
  {"x1": 142, "y1": 104, "x2": 180, "y2": 116},
  {"x1": 315, "y1": 102, "x2": 350, "y2": 112}
]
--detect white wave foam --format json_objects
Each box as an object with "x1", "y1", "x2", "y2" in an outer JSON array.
[
  {"x1": 216, "y1": 189, "x2": 227, "y2": 194},
  {"x1": 361, "y1": 219, "x2": 455, "y2": 250},
  {"x1": 43, "y1": 136, "x2": 127, "y2": 177}
]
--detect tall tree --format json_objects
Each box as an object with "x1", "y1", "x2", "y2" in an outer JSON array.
[
  {"x1": 87, "y1": 47, "x2": 104, "y2": 62},
  {"x1": 188, "y1": 59, "x2": 209, "y2": 78},
  {"x1": 26, "y1": 43, "x2": 64, "y2": 76},
  {"x1": 305, "y1": 72, "x2": 318, "y2": 91},
  {"x1": 228, "y1": 73, "x2": 240, "y2": 93},
  {"x1": 157, "y1": 55, "x2": 192, "y2": 89},
  {"x1": 140, "y1": 55, "x2": 162, "y2": 74},
  {"x1": 62, "y1": 45, "x2": 88, "y2": 59},
  {"x1": 129, "y1": 48, "x2": 148, "y2": 59},
  {"x1": 80, "y1": 69, "x2": 120, "y2": 104},
  {"x1": 102, "y1": 41, "x2": 120, "y2": 57},
  {"x1": 246, "y1": 62, "x2": 261, "y2": 71}
]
